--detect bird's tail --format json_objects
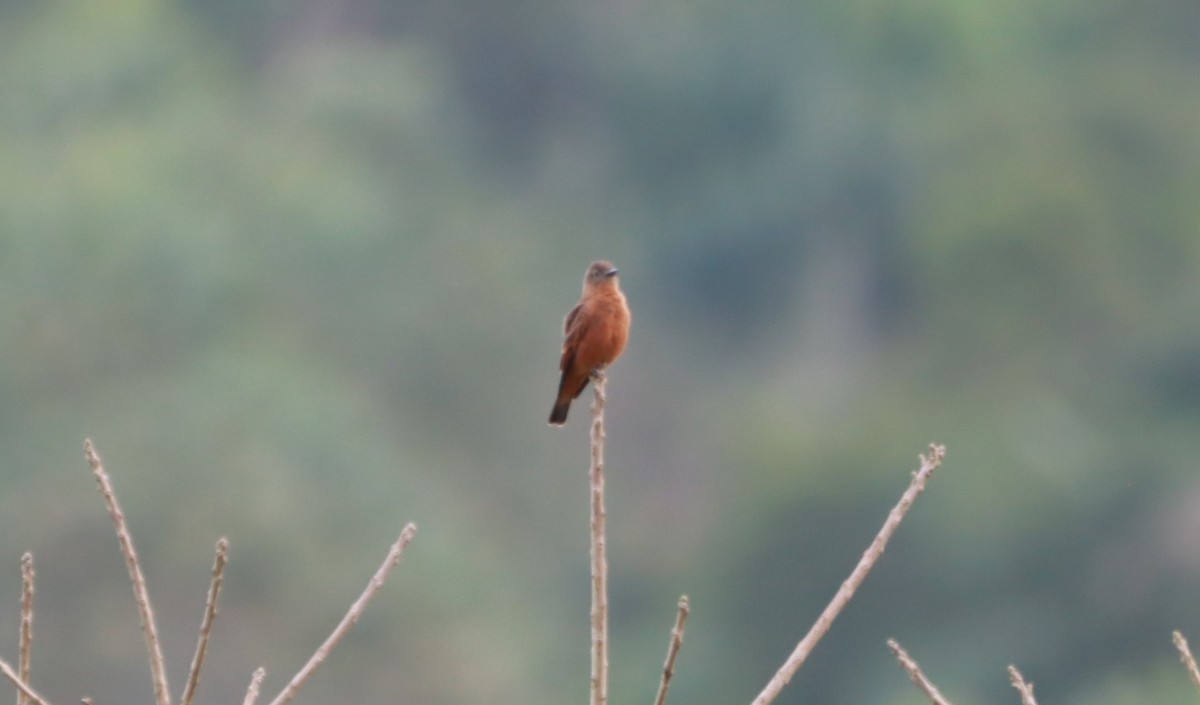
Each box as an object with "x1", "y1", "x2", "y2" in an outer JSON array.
[
  {"x1": 549, "y1": 369, "x2": 591, "y2": 426},
  {"x1": 548, "y1": 397, "x2": 571, "y2": 426}
]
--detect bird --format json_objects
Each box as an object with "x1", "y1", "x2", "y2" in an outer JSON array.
[{"x1": 549, "y1": 260, "x2": 631, "y2": 426}]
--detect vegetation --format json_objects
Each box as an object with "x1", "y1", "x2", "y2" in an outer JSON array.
[{"x1": 0, "y1": 0, "x2": 1198, "y2": 703}]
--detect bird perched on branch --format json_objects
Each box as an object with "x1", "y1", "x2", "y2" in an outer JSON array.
[{"x1": 549, "y1": 260, "x2": 631, "y2": 426}]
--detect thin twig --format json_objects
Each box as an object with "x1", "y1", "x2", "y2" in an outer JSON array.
[
  {"x1": 1007, "y1": 665, "x2": 1039, "y2": 705},
  {"x1": 652, "y1": 595, "x2": 690, "y2": 705},
  {"x1": 83, "y1": 439, "x2": 171, "y2": 705},
  {"x1": 18, "y1": 553, "x2": 33, "y2": 705},
  {"x1": 1173, "y1": 630, "x2": 1200, "y2": 695},
  {"x1": 887, "y1": 639, "x2": 954, "y2": 705},
  {"x1": 0, "y1": 657, "x2": 53, "y2": 705},
  {"x1": 180, "y1": 538, "x2": 229, "y2": 705},
  {"x1": 749, "y1": 444, "x2": 947, "y2": 705},
  {"x1": 243, "y1": 668, "x2": 266, "y2": 705},
  {"x1": 589, "y1": 372, "x2": 610, "y2": 705},
  {"x1": 265, "y1": 523, "x2": 418, "y2": 705}
]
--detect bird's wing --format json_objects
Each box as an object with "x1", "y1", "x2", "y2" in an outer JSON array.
[
  {"x1": 563, "y1": 301, "x2": 582, "y2": 335},
  {"x1": 560, "y1": 302, "x2": 590, "y2": 371}
]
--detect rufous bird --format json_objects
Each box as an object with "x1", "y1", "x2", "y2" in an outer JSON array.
[{"x1": 548, "y1": 260, "x2": 631, "y2": 426}]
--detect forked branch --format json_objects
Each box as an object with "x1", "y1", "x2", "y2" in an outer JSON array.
[{"x1": 0, "y1": 441, "x2": 419, "y2": 705}]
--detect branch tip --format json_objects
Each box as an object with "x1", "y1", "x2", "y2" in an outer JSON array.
[
  {"x1": 83, "y1": 439, "x2": 171, "y2": 705},
  {"x1": 748, "y1": 447, "x2": 946, "y2": 705},
  {"x1": 653, "y1": 593, "x2": 692, "y2": 705},
  {"x1": 19, "y1": 551, "x2": 35, "y2": 705},
  {"x1": 180, "y1": 537, "x2": 231, "y2": 705},
  {"x1": 1007, "y1": 665, "x2": 1039, "y2": 705},
  {"x1": 264, "y1": 524, "x2": 418, "y2": 705},
  {"x1": 887, "y1": 639, "x2": 954, "y2": 705},
  {"x1": 242, "y1": 668, "x2": 266, "y2": 705},
  {"x1": 1173, "y1": 630, "x2": 1200, "y2": 694}
]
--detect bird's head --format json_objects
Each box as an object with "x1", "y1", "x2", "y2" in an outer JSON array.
[{"x1": 584, "y1": 260, "x2": 620, "y2": 289}]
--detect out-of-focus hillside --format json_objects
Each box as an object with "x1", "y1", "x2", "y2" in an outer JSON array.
[{"x1": 1, "y1": 1, "x2": 1199, "y2": 703}]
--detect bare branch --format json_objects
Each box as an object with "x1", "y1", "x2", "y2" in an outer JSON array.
[
  {"x1": 589, "y1": 373, "x2": 610, "y2": 705},
  {"x1": 180, "y1": 538, "x2": 229, "y2": 705},
  {"x1": 265, "y1": 523, "x2": 418, "y2": 705},
  {"x1": 1173, "y1": 630, "x2": 1200, "y2": 696},
  {"x1": 749, "y1": 444, "x2": 947, "y2": 705},
  {"x1": 1007, "y1": 665, "x2": 1039, "y2": 705},
  {"x1": 0, "y1": 657, "x2": 53, "y2": 705},
  {"x1": 652, "y1": 595, "x2": 690, "y2": 705},
  {"x1": 83, "y1": 439, "x2": 171, "y2": 705},
  {"x1": 243, "y1": 668, "x2": 266, "y2": 705},
  {"x1": 18, "y1": 553, "x2": 33, "y2": 705},
  {"x1": 887, "y1": 639, "x2": 954, "y2": 705}
]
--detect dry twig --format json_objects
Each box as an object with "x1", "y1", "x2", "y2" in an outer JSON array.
[
  {"x1": 589, "y1": 373, "x2": 610, "y2": 705},
  {"x1": 1007, "y1": 665, "x2": 1039, "y2": 705},
  {"x1": 749, "y1": 444, "x2": 947, "y2": 705},
  {"x1": 84, "y1": 439, "x2": 171, "y2": 705},
  {"x1": 243, "y1": 668, "x2": 266, "y2": 705},
  {"x1": 18, "y1": 553, "x2": 34, "y2": 705},
  {"x1": 887, "y1": 639, "x2": 954, "y2": 705},
  {"x1": 0, "y1": 657, "x2": 52, "y2": 705},
  {"x1": 1173, "y1": 630, "x2": 1200, "y2": 695},
  {"x1": 652, "y1": 595, "x2": 690, "y2": 705},
  {"x1": 265, "y1": 523, "x2": 418, "y2": 705},
  {"x1": 180, "y1": 538, "x2": 229, "y2": 705}
]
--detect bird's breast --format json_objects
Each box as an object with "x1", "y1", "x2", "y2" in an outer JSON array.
[{"x1": 575, "y1": 294, "x2": 629, "y2": 369}]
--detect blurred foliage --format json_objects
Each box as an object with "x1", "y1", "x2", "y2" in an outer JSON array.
[{"x1": 1, "y1": 0, "x2": 1199, "y2": 703}]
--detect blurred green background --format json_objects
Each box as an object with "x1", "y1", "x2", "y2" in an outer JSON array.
[{"x1": 1, "y1": 0, "x2": 1199, "y2": 703}]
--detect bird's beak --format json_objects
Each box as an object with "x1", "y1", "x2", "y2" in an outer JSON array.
[{"x1": 605, "y1": 267, "x2": 619, "y2": 278}]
